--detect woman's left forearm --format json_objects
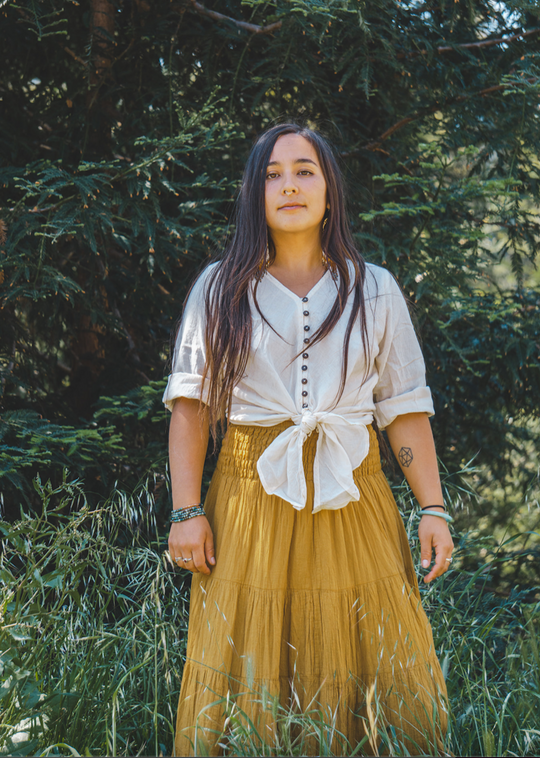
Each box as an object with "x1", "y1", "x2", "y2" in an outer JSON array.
[
  {"x1": 385, "y1": 412, "x2": 453, "y2": 583},
  {"x1": 385, "y1": 412, "x2": 444, "y2": 508}
]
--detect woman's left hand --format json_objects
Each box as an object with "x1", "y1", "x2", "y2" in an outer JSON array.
[{"x1": 418, "y1": 515, "x2": 454, "y2": 584}]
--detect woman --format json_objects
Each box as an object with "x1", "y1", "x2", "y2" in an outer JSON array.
[{"x1": 163, "y1": 123, "x2": 453, "y2": 756}]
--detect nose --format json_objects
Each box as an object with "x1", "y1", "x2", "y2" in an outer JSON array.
[{"x1": 282, "y1": 172, "x2": 298, "y2": 196}]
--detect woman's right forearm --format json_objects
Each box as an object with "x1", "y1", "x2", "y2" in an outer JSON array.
[
  {"x1": 168, "y1": 397, "x2": 214, "y2": 575},
  {"x1": 169, "y1": 397, "x2": 209, "y2": 509}
]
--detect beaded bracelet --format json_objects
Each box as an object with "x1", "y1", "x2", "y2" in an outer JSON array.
[
  {"x1": 170, "y1": 504, "x2": 205, "y2": 523},
  {"x1": 418, "y1": 509, "x2": 454, "y2": 523}
]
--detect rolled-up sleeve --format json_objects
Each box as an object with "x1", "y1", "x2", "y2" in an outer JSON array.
[
  {"x1": 162, "y1": 265, "x2": 216, "y2": 412},
  {"x1": 373, "y1": 273, "x2": 434, "y2": 429}
]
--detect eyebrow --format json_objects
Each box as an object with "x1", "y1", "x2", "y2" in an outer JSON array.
[{"x1": 267, "y1": 158, "x2": 318, "y2": 167}]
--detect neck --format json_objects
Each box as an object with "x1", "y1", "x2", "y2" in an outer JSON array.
[{"x1": 269, "y1": 229, "x2": 324, "y2": 275}]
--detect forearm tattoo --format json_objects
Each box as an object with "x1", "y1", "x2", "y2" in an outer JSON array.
[{"x1": 398, "y1": 446, "x2": 413, "y2": 468}]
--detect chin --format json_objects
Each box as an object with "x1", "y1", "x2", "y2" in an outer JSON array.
[{"x1": 274, "y1": 221, "x2": 316, "y2": 233}]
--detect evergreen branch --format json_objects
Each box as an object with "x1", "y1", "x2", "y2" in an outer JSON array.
[
  {"x1": 64, "y1": 46, "x2": 89, "y2": 69},
  {"x1": 185, "y1": 0, "x2": 282, "y2": 35},
  {"x1": 63, "y1": 37, "x2": 133, "y2": 75},
  {"x1": 436, "y1": 27, "x2": 540, "y2": 54},
  {"x1": 17, "y1": 141, "x2": 184, "y2": 216},
  {"x1": 14, "y1": 6, "x2": 90, "y2": 72},
  {"x1": 354, "y1": 77, "x2": 539, "y2": 154},
  {"x1": 400, "y1": 27, "x2": 540, "y2": 58},
  {"x1": 408, "y1": 167, "x2": 447, "y2": 253}
]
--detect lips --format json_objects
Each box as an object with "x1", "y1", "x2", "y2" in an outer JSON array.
[{"x1": 278, "y1": 203, "x2": 305, "y2": 210}]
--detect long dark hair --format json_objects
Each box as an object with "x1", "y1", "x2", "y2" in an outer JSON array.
[{"x1": 192, "y1": 123, "x2": 370, "y2": 443}]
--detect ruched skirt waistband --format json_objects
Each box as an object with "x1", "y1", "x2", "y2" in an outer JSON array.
[{"x1": 216, "y1": 421, "x2": 381, "y2": 481}]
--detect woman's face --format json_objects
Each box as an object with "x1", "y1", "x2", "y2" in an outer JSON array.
[{"x1": 264, "y1": 134, "x2": 327, "y2": 238}]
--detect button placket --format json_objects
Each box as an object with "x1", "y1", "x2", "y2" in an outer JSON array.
[{"x1": 300, "y1": 297, "x2": 310, "y2": 409}]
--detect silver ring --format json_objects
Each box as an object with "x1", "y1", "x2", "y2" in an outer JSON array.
[
  {"x1": 445, "y1": 558, "x2": 453, "y2": 563},
  {"x1": 182, "y1": 556, "x2": 193, "y2": 563}
]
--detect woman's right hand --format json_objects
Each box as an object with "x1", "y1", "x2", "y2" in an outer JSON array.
[{"x1": 168, "y1": 516, "x2": 216, "y2": 575}]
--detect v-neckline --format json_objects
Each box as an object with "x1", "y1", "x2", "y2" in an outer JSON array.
[{"x1": 264, "y1": 268, "x2": 331, "y2": 302}]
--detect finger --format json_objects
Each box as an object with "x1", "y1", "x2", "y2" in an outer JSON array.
[
  {"x1": 431, "y1": 553, "x2": 446, "y2": 581},
  {"x1": 442, "y1": 546, "x2": 454, "y2": 573},
  {"x1": 442, "y1": 555, "x2": 453, "y2": 573},
  {"x1": 419, "y1": 535, "x2": 433, "y2": 573},
  {"x1": 192, "y1": 547, "x2": 210, "y2": 576},
  {"x1": 169, "y1": 551, "x2": 185, "y2": 570},
  {"x1": 205, "y1": 531, "x2": 216, "y2": 567},
  {"x1": 173, "y1": 554, "x2": 188, "y2": 570},
  {"x1": 424, "y1": 545, "x2": 452, "y2": 584}
]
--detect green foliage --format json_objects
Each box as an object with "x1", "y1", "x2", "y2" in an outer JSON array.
[
  {"x1": 1, "y1": 478, "x2": 539, "y2": 756},
  {"x1": 359, "y1": 141, "x2": 540, "y2": 468},
  {"x1": 0, "y1": 476, "x2": 189, "y2": 757},
  {"x1": 0, "y1": 410, "x2": 123, "y2": 499},
  {"x1": 0, "y1": 1, "x2": 539, "y2": 529}
]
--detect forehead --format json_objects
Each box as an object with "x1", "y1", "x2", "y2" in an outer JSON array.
[{"x1": 268, "y1": 134, "x2": 319, "y2": 164}]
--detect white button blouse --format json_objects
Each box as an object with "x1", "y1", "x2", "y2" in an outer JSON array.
[{"x1": 163, "y1": 261, "x2": 434, "y2": 513}]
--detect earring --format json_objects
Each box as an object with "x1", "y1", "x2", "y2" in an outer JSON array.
[{"x1": 322, "y1": 206, "x2": 330, "y2": 230}]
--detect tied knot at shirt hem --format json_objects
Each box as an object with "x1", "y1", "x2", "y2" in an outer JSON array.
[
  {"x1": 294, "y1": 409, "x2": 319, "y2": 437},
  {"x1": 256, "y1": 410, "x2": 372, "y2": 514}
]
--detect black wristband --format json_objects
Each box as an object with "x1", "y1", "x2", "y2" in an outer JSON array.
[{"x1": 420, "y1": 505, "x2": 446, "y2": 511}]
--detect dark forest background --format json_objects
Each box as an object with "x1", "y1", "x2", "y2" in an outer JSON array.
[
  {"x1": 2, "y1": 2, "x2": 540, "y2": 755},
  {"x1": 2, "y1": 0, "x2": 540, "y2": 575}
]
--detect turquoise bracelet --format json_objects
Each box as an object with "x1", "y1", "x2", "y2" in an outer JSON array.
[
  {"x1": 419, "y1": 509, "x2": 454, "y2": 523},
  {"x1": 170, "y1": 504, "x2": 205, "y2": 523}
]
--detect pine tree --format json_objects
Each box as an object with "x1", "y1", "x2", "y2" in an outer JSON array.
[{"x1": 1, "y1": 0, "x2": 539, "y2": 524}]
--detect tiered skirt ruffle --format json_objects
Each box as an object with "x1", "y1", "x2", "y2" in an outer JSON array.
[{"x1": 174, "y1": 422, "x2": 448, "y2": 756}]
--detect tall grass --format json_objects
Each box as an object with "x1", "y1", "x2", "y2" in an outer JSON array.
[{"x1": 1, "y1": 475, "x2": 539, "y2": 757}]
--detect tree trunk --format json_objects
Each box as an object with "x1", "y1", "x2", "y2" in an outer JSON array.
[
  {"x1": 65, "y1": 0, "x2": 116, "y2": 417},
  {"x1": 86, "y1": 0, "x2": 116, "y2": 156}
]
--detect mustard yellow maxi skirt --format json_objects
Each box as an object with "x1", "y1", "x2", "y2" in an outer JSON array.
[{"x1": 174, "y1": 423, "x2": 449, "y2": 756}]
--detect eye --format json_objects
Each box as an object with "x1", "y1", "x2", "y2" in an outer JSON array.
[
  {"x1": 266, "y1": 171, "x2": 279, "y2": 180},
  {"x1": 298, "y1": 170, "x2": 313, "y2": 176}
]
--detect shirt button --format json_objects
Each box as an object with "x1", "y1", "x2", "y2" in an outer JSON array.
[
  {"x1": 303, "y1": 338, "x2": 310, "y2": 344},
  {"x1": 302, "y1": 365, "x2": 308, "y2": 371},
  {"x1": 302, "y1": 353, "x2": 308, "y2": 359},
  {"x1": 302, "y1": 297, "x2": 308, "y2": 303},
  {"x1": 303, "y1": 310, "x2": 309, "y2": 317},
  {"x1": 302, "y1": 403, "x2": 308, "y2": 408},
  {"x1": 302, "y1": 378, "x2": 308, "y2": 384},
  {"x1": 304, "y1": 325, "x2": 310, "y2": 332},
  {"x1": 302, "y1": 391, "x2": 308, "y2": 397}
]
